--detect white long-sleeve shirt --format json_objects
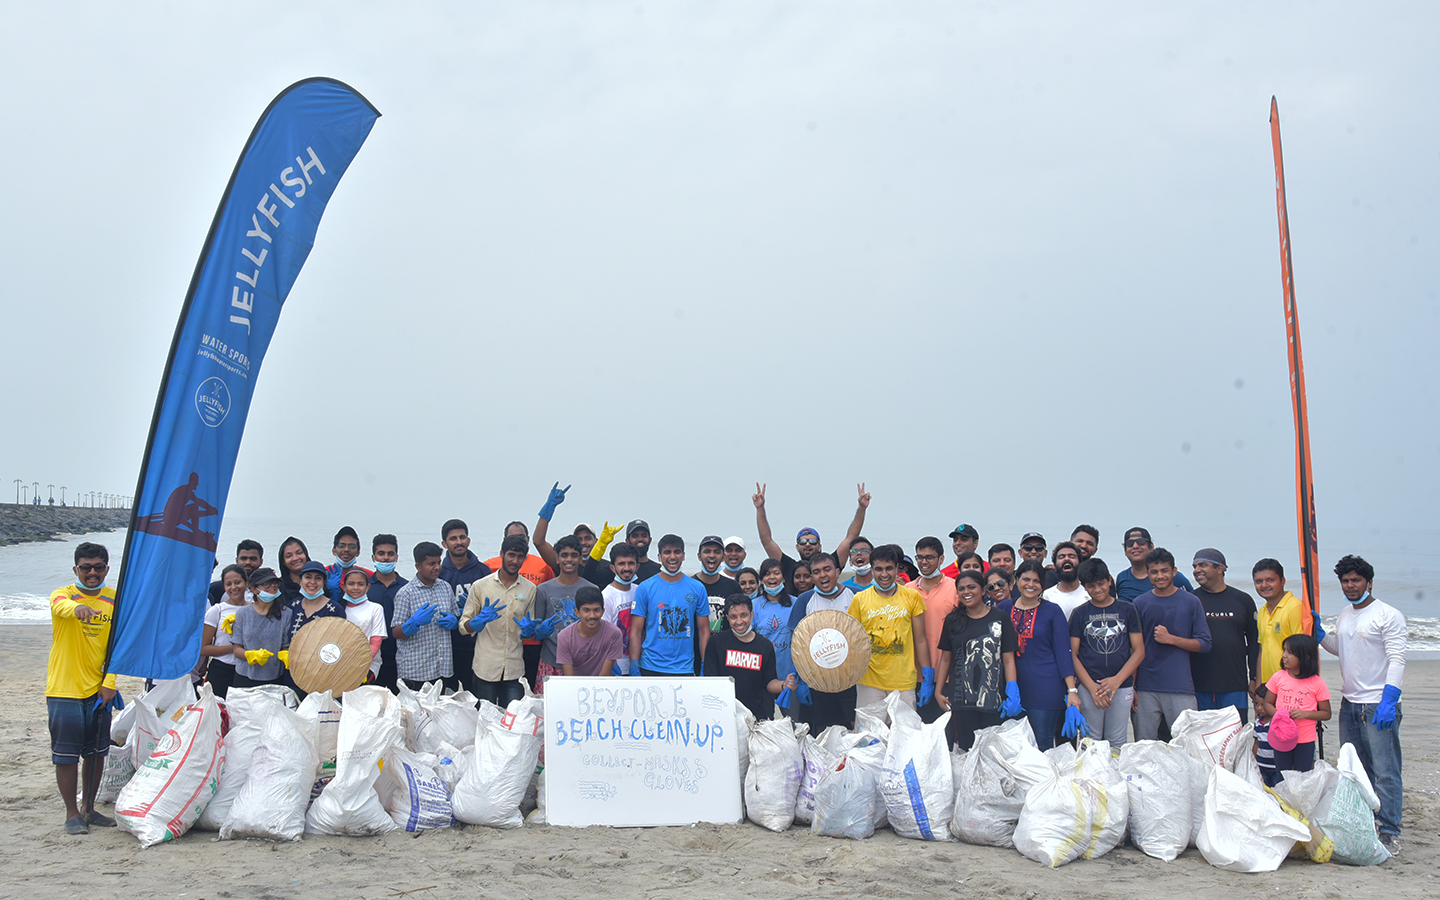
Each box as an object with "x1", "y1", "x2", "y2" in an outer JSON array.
[{"x1": 1319, "y1": 598, "x2": 1406, "y2": 703}]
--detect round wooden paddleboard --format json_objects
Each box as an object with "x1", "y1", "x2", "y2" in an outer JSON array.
[
  {"x1": 790, "y1": 609, "x2": 871, "y2": 693},
  {"x1": 288, "y1": 616, "x2": 371, "y2": 697}
]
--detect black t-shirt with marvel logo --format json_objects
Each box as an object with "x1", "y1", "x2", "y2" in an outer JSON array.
[{"x1": 703, "y1": 628, "x2": 778, "y2": 721}]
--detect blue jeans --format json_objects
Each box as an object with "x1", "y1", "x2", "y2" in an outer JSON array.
[
  {"x1": 473, "y1": 678, "x2": 525, "y2": 708},
  {"x1": 1195, "y1": 690, "x2": 1251, "y2": 725},
  {"x1": 1339, "y1": 698, "x2": 1403, "y2": 836},
  {"x1": 1025, "y1": 708, "x2": 1064, "y2": 751}
]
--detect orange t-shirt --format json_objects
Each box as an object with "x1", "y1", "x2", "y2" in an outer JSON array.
[{"x1": 910, "y1": 575, "x2": 959, "y2": 672}]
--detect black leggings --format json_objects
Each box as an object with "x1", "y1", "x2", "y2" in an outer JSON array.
[
  {"x1": 947, "y1": 707, "x2": 1004, "y2": 750},
  {"x1": 1265, "y1": 740, "x2": 1316, "y2": 786},
  {"x1": 205, "y1": 661, "x2": 235, "y2": 699}
]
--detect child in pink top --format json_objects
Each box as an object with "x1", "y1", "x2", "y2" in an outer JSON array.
[{"x1": 1261, "y1": 632, "x2": 1331, "y2": 777}]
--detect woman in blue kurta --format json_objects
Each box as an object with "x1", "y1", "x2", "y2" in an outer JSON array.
[{"x1": 999, "y1": 560, "x2": 1080, "y2": 749}]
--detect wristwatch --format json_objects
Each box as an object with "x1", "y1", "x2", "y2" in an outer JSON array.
[{"x1": 1067, "y1": 687, "x2": 1079, "y2": 694}]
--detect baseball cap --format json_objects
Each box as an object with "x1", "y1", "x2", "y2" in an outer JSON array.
[
  {"x1": 626, "y1": 519, "x2": 650, "y2": 537},
  {"x1": 796, "y1": 527, "x2": 820, "y2": 541},
  {"x1": 949, "y1": 523, "x2": 980, "y2": 540},
  {"x1": 248, "y1": 566, "x2": 280, "y2": 586},
  {"x1": 1193, "y1": 547, "x2": 1226, "y2": 566},
  {"x1": 572, "y1": 522, "x2": 596, "y2": 537},
  {"x1": 723, "y1": 535, "x2": 746, "y2": 550},
  {"x1": 1268, "y1": 708, "x2": 1299, "y2": 752},
  {"x1": 1124, "y1": 526, "x2": 1153, "y2": 544},
  {"x1": 1021, "y1": 532, "x2": 1045, "y2": 545},
  {"x1": 699, "y1": 534, "x2": 724, "y2": 549},
  {"x1": 299, "y1": 560, "x2": 328, "y2": 576}
]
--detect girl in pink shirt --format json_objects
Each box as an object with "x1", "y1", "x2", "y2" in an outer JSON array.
[{"x1": 1261, "y1": 632, "x2": 1331, "y2": 776}]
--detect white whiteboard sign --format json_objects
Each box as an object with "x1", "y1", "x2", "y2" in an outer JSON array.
[{"x1": 544, "y1": 677, "x2": 742, "y2": 827}]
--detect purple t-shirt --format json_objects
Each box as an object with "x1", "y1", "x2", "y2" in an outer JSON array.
[{"x1": 555, "y1": 620, "x2": 625, "y2": 676}]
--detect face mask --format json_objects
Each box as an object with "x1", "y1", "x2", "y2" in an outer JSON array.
[
  {"x1": 745, "y1": 590, "x2": 759, "y2": 600},
  {"x1": 700, "y1": 561, "x2": 721, "y2": 575},
  {"x1": 1348, "y1": 590, "x2": 1370, "y2": 606},
  {"x1": 374, "y1": 561, "x2": 397, "y2": 575},
  {"x1": 258, "y1": 590, "x2": 281, "y2": 603},
  {"x1": 874, "y1": 578, "x2": 896, "y2": 594},
  {"x1": 301, "y1": 586, "x2": 324, "y2": 601},
  {"x1": 74, "y1": 578, "x2": 105, "y2": 593},
  {"x1": 853, "y1": 562, "x2": 872, "y2": 576},
  {"x1": 333, "y1": 556, "x2": 348, "y2": 568},
  {"x1": 615, "y1": 574, "x2": 636, "y2": 586},
  {"x1": 731, "y1": 621, "x2": 752, "y2": 637},
  {"x1": 763, "y1": 583, "x2": 784, "y2": 596},
  {"x1": 663, "y1": 565, "x2": 683, "y2": 576},
  {"x1": 816, "y1": 583, "x2": 840, "y2": 597},
  {"x1": 722, "y1": 562, "x2": 742, "y2": 575}
]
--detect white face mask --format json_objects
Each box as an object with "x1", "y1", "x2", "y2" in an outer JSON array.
[
  {"x1": 853, "y1": 562, "x2": 872, "y2": 577},
  {"x1": 731, "y1": 620, "x2": 752, "y2": 636}
]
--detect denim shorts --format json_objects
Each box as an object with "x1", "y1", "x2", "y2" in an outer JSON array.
[{"x1": 47, "y1": 695, "x2": 113, "y2": 765}]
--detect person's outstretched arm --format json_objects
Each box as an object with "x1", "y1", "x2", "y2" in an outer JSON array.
[
  {"x1": 753, "y1": 482, "x2": 783, "y2": 561},
  {"x1": 833, "y1": 483, "x2": 871, "y2": 562}
]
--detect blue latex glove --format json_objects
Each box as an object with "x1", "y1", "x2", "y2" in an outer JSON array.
[
  {"x1": 533, "y1": 613, "x2": 563, "y2": 641},
  {"x1": 401, "y1": 603, "x2": 437, "y2": 637},
  {"x1": 436, "y1": 611, "x2": 459, "y2": 631},
  {"x1": 1372, "y1": 684, "x2": 1401, "y2": 730},
  {"x1": 517, "y1": 616, "x2": 540, "y2": 639},
  {"x1": 776, "y1": 686, "x2": 793, "y2": 709},
  {"x1": 326, "y1": 565, "x2": 343, "y2": 593},
  {"x1": 628, "y1": 662, "x2": 642, "y2": 676},
  {"x1": 611, "y1": 663, "x2": 624, "y2": 676},
  {"x1": 469, "y1": 598, "x2": 506, "y2": 634},
  {"x1": 1062, "y1": 704, "x2": 1090, "y2": 739},
  {"x1": 94, "y1": 691, "x2": 124, "y2": 713},
  {"x1": 999, "y1": 680, "x2": 1025, "y2": 718},
  {"x1": 918, "y1": 666, "x2": 936, "y2": 707},
  {"x1": 796, "y1": 679, "x2": 813, "y2": 706},
  {"x1": 538, "y1": 482, "x2": 571, "y2": 521},
  {"x1": 1312, "y1": 610, "x2": 1326, "y2": 644}
]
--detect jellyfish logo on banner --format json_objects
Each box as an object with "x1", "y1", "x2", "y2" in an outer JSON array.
[{"x1": 107, "y1": 79, "x2": 380, "y2": 678}]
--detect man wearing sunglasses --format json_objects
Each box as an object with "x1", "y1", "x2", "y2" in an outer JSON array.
[
  {"x1": 1115, "y1": 527, "x2": 1192, "y2": 603},
  {"x1": 753, "y1": 481, "x2": 870, "y2": 594},
  {"x1": 46, "y1": 542, "x2": 121, "y2": 835}
]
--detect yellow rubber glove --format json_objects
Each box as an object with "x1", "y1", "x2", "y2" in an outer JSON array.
[
  {"x1": 277, "y1": 650, "x2": 290, "y2": 669},
  {"x1": 591, "y1": 520, "x2": 623, "y2": 561},
  {"x1": 244, "y1": 648, "x2": 273, "y2": 666},
  {"x1": 220, "y1": 613, "x2": 236, "y2": 634}
]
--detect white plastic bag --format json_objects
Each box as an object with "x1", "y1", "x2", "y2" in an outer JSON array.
[
  {"x1": 451, "y1": 696, "x2": 544, "y2": 829},
  {"x1": 297, "y1": 690, "x2": 342, "y2": 799},
  {"x1": 1117, "y1": 740, "x2": 1194, "y2": 861},
  {"x1": 1276, "y1": 747, "x2": 1388, "y2": 866},
  {"x1": 735, "y1": 702, "x2": 756, "y2": 795},
  {"x1": 420, "y1": 689, "x2": 480, "y2": 753},
  {"x1": 305, "y1": 701, "x2": 402, "y2": 835},
  {"x1": 220, "y1": 703, "x2": 319, "y2": 842},
  {"x1": 525, "y1": 767, "x2": 548, "y2": 826},
  {"x1": 881, "y1": 693, "x2": 953, "y2": 841},
  {"x1": 383, "y1": 745, "x2": 454, "y2": 832},
  {"x1": 795, "y1": 725, "x2": 865, "y2": 825},
  {"x1": 950, "y1": 718, "x2": 1050, "y2": 847},
  {"x1": 434, "y1": 741, "x2": 467, "y2": 797},
  {"x1": 1014, "y1": 741, "x2": 1128, "y2": 867},
  {"x1": 1195, "y1": 766, "x2": 1310, "y2": 873},
  {"x1": 744, "y1": 718, "x2": 805, "y2": 832},
  {"x1": 854, "y1": 700, "x2": 890, "y2": 744},
  {"x1": 195, "y1": 687, "x2": 284, "y2": 830},
  {"x1": 94, "y1": 732, "x2": 136, "y2": 804},
  {"x1": 1170, "y1": 706, "x2": 1243, "y2": 768},
  {"x1": 115, "y1": 684, "x2": 225, "y2": 848},
  {"x1": 129, "y1": 676, "x2": 199, "y2": 761},
  {"x1": 812, "y1": 742, "x2": 884, "y2": 840}
]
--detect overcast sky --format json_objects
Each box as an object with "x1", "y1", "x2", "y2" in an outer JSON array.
[{"x1": 1, "y1": 3, "x2": 1435, "y2": 555}]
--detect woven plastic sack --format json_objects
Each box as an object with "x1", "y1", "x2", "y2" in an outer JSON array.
[
  {"x1": 382, "y1": 746, "x2": 454, "y2": 832},
  {"x1": 451, "y1": 696, "x2": 544, "y2": 829},
  {"x1": 950, "y1": 717, "x2": 1050, "y2": 847},
  {"x1": 195, "y1": 687, "x2": 287, "y2": 830},
  {"x1": 881, "y1": 693, "x2": 953, "y2": 840},
  {"x1": 305, "y1": 701, "x2": 403, "y2": 835},
  {"x1": 220, "y1": 703, "x2": 319, "y2": 842},
  {"x1": 1117, "y1": 740, "x2": 1194, "y2": 861},
  {"x1": 1195, "y1": 766, "x2": 1310, "y2": 873},
  {"x1": 115, "y1": 684, "x2": 225, "y2": 848},
  {"x1": 744, "y1": 718, "x2": 805, "y2": 832}
]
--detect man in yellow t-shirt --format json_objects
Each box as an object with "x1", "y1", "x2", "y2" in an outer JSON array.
[
  {"x1": 848, "y1": 545, "x2": 932, "y2": 710},
  {"x1": 47, "y1": 541, "x2": 121, "y2": 835},
  {"x1": 1251, "y1": 558, "x2": 1312, "y2": 685}
]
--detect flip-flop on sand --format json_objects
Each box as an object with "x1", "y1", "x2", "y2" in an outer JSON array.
[{"x1": 64, "y1": 816, "x2": 88, "y2": 835}]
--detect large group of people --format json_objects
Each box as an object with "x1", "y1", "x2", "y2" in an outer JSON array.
[{"x1": 42, "y1": 482, "x2": 1408, "y2": 854}]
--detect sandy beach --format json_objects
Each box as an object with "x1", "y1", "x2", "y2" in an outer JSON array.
[{"x1": 0, "y1": 622, "x2": 1434, "y2": 900}]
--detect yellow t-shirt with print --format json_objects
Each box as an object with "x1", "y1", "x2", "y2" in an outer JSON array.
[
  {"x1": 848, "y1": 584, "x2": 928, "y2": 691},
  {"x1": 47, "y1": 585, "x2": 119, "y2": 698},
  {"x1": 1256, "y1": 590, "x2": 1307, "y2": 684}
]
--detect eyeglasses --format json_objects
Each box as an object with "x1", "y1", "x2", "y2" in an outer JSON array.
[
  {"x1": 76, "y1": 564, "x2": 107, "y2": 573},
  {"x1": 336, "y1": 543, "x2": 360, "y2": 552},
  {"x1": 1020, "y1": 545, "x2": 1044, "y2": 553},
  {"x1": 797, "y1": 538, "x2": 819, "y2": 547},
  {"x1": 1125, "y1": 539, "x2": 1150, "y2": 548},
  {"x1": 915, "y1": 554, "x2": 939, "y2": 563},
  {"x1": 986, "y1": 582, "x2": 1008, "y2": 591}
]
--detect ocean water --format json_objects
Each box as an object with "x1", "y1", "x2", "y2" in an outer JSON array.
[{"x1": 2, "y1": 517, "x2": 1436, "y2": 655}]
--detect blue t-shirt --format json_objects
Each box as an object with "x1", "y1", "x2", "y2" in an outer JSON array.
[
  {"x1": 1132, "y1": 588, "x2": 1213, "y2": 693},
  {"x1": 751, "y1": 595, "x2": 795, "y2": 680},
  {"x1": 1115, "y1": 568, "x2": 1192, "y2": 603},
  {"x1": 632, "y1": 574, "x2": 710, "y2": 674}
]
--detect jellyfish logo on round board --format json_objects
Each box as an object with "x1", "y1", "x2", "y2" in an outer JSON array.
[
  {"x1": 194, "y1": 377, "x2": 231, "y2": 427},
  {"x1": 809, "y1": 628, "x2": 850, "y2": 669},
  {"x1": 150, "y1": 730, "x2": 182, "y2": 758},
  {"x1": 319, "y1": 642, "x2": 342, "y2": 665}
]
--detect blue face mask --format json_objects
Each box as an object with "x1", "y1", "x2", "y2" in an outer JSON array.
[
  {"x1": 333, "y1": 556, "x2": 348, "y2": 568},
  {"x1": 816, "y1": 583, "x2": 840, "y2": 597},
  {"x1": 1348, "y1": 590, "x2": 1370, "y2": 606},
  {"x1": 615, "y1": 574, "x2": 637, "y2": 586},
  {"x1": 301, "y1": 586, "x2": 324, "y2": 601},
  {"x1": 374, "y1": 561, "x2": 397, "y2": 575},
  {"x1": 258, "y1": 590, "x2": 281, "y2": 603},
  {"x1": 745, "y1": 590, "x2": 760, "y2": 600},
  {"x1": 722, "y1": 562, "x2": 742, "y2": 574},
  {"x1": 74, "y1": 578, "x2": 105, "y2": 594},
  {"x1": 763, "y1": 583, "x2": 784, "y2": 596}
]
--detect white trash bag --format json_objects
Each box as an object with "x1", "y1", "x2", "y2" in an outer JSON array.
[
  {"x1": 744, "y1": 718, "x2": 805, "y2": 832},
  {"x1": 115, "y1": 684, "x2": 225, "y2": 848},
  {"x1": 1014, "y1": 740, "x2": 1128, "y2": 867},
  {"x1": 195, "y1": 687, "x2": 286, "y2": 830},
  {"x1": 305, "y1": 701, "x2": 403, "y2": 835},
  {"x1": 1195, "y1": 766, "x2": 1310, "y2": 873},
  {"x1": 94, "y1": 732, "x2": 137, "y2": 805},
  {"x1": 796, "y1": 725, "x2": 865, "y2": 825},
  {"x1": 1118, "y1": 740, "x2": 1195, "y2": 861},
  {"x1": 1171, "y1": 706, "x2": 1243, "y2": 768},
  {"x1": 812, "y1": 741, "x2": 885, "y2": 841},
  {"x1": 1275, "y1": 746, "x2": 1389, "y2": 866},
  {"x1": 420, "y1": 689, "x2": 480, "y2": 753},
  {"x1": 451, "y1": 696, "x2": 544, "y2": 829},
  {"x1": 881, "y1": 693, "x2": 953, "y2": 841},
  {"x1": 950, "y1": 717, "x2": 1050, "y2": 847},
  {"x1": 297, "y1": 690, "x2": 342, "y2": 799},
  {"x1": 382, "y1": 745, "x2": 454, "y2": 832},
  {"x1": 220, "y1": 703, "x2": 320, "y2": 842}
]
